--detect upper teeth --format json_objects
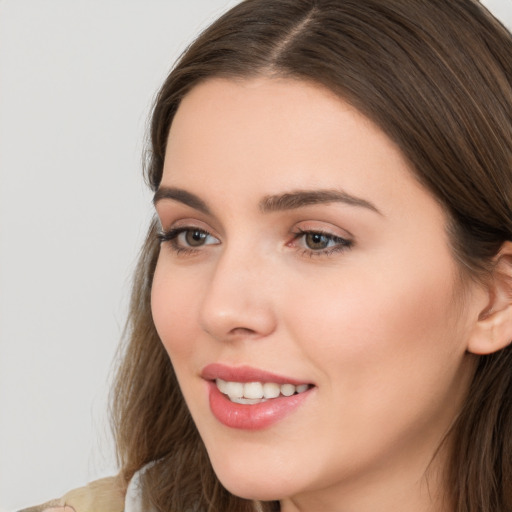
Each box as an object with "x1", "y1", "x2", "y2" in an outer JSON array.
[{"x1": 216, "y1": 379, "x2": 309, "y2": 401}]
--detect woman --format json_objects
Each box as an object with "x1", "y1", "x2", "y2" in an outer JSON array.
[{"x1": 28, "y1": 0, "x2": 512, "y2": 511}]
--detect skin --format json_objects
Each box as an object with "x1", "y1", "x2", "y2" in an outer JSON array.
[{"x1": 151, "y1": 77, "x2": 490, "y2": 512}]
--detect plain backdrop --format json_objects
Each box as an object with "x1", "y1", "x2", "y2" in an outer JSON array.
[{"x1": 0, "y1": 0, "x2": 510, "y2": 510}]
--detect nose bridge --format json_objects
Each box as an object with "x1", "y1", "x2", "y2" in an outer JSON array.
[{"x1": 198, "y1": 236, "x2": 276, "y2": 341}]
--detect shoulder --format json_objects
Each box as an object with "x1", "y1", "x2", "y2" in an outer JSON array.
[{"x1": 18, "y1": 475, "x2": 125, "y2": 512}]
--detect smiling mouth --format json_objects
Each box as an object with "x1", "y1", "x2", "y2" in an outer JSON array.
[{"x1": 216, "y1": 379, "x2": 313, "y2": 404}]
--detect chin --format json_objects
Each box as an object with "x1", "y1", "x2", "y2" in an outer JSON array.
[
  {"x1": 215, "y1": 472, "x2": 290, "y2": 502},
  {"x1": 205, "y1": 451, "x2": 291, "y2": 501}
]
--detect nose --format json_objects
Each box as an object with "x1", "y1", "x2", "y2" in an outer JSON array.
[{"x1": 198, "y1": 244, "x2": 277, "y2": 342}]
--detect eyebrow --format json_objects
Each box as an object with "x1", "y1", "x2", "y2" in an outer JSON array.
[
  {"x1": 259, "y1": 189, "x2": 381, "y2": 214},
  {"x1": 153, "y1": 186, "x2": 381, "y2": 216},
  {"x1": 153, "y1": 187, "x2": 211, "y2": 214}
]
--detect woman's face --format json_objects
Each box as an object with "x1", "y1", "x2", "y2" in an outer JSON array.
[{"x1": 151, "y1": 77, "x2": 484, "y2": 508}]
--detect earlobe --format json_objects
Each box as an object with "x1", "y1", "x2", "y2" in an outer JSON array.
[
  {"x1": 467, "y1": 243, "x2": 512, "y2": 355},
  {"x1": 469, "y1": 306, "x2": 512, "y2": 355}
]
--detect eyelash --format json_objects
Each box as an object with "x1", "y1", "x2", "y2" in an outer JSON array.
[
  {"x1": 291, "y1": 228, "x2": 353, "y2": 257},
  {"x1": 156, "y1": 227, "x2": 353, "y2": 257},
  {"x1": 156, "y1": 227, "x2": 216, "y2": 256}
]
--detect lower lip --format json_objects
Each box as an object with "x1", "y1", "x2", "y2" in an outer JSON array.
[{"x1": 207, "y1": 381, "x2": 312, "y2": 430}]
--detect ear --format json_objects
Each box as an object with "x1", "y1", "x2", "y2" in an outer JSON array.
[{"x1": 467, "y1": 242, "x2": 512, "y2": 355}]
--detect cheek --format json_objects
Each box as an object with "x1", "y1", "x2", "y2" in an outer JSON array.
[
  {"x1": 151, "y1": 259, "x2": 201, "y2": 362},
  {"x1": 290, "y1": 261, "x2": 456, "y2": 346},
  {"x1": 275, "y1": 256, "x2": 472, "y2": 479},
  {"x1": 286, "y1": 252, "x2": 466, "y2": 415}
]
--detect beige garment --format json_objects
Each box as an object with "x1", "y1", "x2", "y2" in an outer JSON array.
[{"x1": 18, "y1": 476, "x2": 125, "y2": 512}]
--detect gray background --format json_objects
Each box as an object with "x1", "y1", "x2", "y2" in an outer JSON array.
[{"x1": 1, "y1": 0, "x2": 510, "y2": 509}]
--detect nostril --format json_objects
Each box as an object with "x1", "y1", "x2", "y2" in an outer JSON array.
[{"x1": 229, "y1": 327, "x2": 258, "y2": 336}]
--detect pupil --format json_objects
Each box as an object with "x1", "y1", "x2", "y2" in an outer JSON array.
[
  {"x1": 186, "y1": 230, "x2": 206, "y2": 246},
  {"x1": 306, "y1": 233, "x2": 328, "y2": 249}
]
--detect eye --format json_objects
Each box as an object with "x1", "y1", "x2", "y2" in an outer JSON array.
[
  {"x1": 157, "y1": 227, "x2": 220, "y2": 252},
  {"x1": 291, "y1": 229, "x2": 353, "y2": 256},
  {"x1": 182, "y1": 229, "x2": 211, "y2": 247},
  {"x1": 304, "y1": 232, "x2": 336, "y2": 250}
]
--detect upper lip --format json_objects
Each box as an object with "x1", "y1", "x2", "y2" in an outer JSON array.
[{"x1": 201, "y1": 363, "x2": 312, "y2": 386}]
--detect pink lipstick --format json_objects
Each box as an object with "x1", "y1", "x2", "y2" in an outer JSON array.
[{"x1": 201, "y1": 364, "x2": 314, "y2": 430}]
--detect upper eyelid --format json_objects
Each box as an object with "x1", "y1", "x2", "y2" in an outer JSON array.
[
  {"x1": 159, "y1": 225, "x2": 352, "y2": 241},
  {"x1": 158, "y1": 217, "x2": 219, "y2": 235},
  {"x1": 155, "y1": 199, "x2": 357, "y2": 235},
  {"x1": 161, "y1": 226, "x2": 218, "y2": 239},
  {"x1": 153, "y1": 200, "x2": 217, "y2": 232},
  {"x1": 293, "y1": 221, "x2": 355, "y2": 240},
  {"x1": 294, "y1": 226, "x2": 350, "y2": 237},
  {"x1": 292, "y1": 229, "x2": 353, "y2": 245}
]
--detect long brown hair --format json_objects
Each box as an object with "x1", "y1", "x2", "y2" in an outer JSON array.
[{"x1": 111, "y1": 1, "x2": 512, "y2": 510}]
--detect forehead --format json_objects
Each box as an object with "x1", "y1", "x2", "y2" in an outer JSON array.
[{"x1": 162, "y1": 77, "x2": 435, "y2": 219}]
